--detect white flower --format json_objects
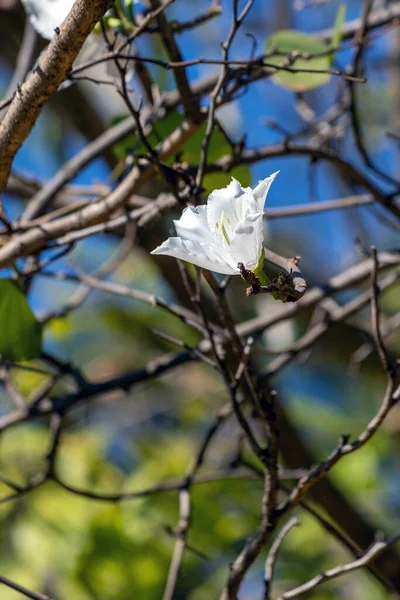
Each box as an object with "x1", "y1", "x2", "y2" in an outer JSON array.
[
  {"x1": 151, "y1": 172, "x2": 279, "y2": 276},
  {"x1": 21, "y1": 0, "x2": 74, "y2": 40}
]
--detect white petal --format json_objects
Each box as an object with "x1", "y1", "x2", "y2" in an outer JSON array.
[
  {"x1": 251, "y1": 171, "x2": 280, "y2": 213},
  {"x1": 151, "y1": 237, "x2": 238, "y2": 275},
  {"x1": 174, "y1": 205, "x2": 234, "y2": 265},
  {"x1": 21, "y1": 0, "x2": 74, "y2": 39},
  {"x1": 206, "y1": 178, "x2": 247, "y2": 234},
  {"x1": 229, "y1": 213, "x2": 264, "y2": 271},
  {"x1": 174, "y1": 205, "x2": 213, "y2": 243}
]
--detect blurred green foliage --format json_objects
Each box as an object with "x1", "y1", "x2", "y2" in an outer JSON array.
[
  {"x1": 0, "y1": 260, "x2": 398, "y2": 599},
  {"x1": 0, "y1": 280, "x2": 42, "y2": 361},
  {"x1": 113, "y1": 111, "x2": 251, "y2": 194}
]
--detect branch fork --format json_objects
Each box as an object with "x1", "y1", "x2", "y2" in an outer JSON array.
[{"x1": 238, "y1": 255, "x2": 307, "y2": 302}]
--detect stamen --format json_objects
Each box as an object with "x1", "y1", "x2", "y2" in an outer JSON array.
[{"x1": 220, "y1": 210, "x2": 231, "y2": 245}]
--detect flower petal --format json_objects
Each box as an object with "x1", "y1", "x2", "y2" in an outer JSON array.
[
  {"x1": 206, "y1": 178, "x2": 247, "y2": 234},
  {"x1": 174, "y1": 205, "x2": 213, "y2": 243},
  {"x1": 151, "y1": 237, "x2": 238, "y2": 275},
  {"x1": 251, "y1": 171, "x2": 280, "y2": 213},
  {"x1": 229, "y1": 213, "x2": 264, "y2": 271},
  {"x1": 174, "y1": 205, "x2": 235, "y2": 265},
  {"x1": 21, "y1": 0, "x2": 73, "y2": 39}
]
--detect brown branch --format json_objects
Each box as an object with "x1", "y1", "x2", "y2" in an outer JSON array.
[
  {"x1": 18, "y1": 70, "x2": 221, "y2": 222},
  {"x1": 236, "y1": 252, "x2": 400, "y2": 341},
  {"x1": 69, "y1": 50, "x2": 367, "y2": 82},
  {"x1": 240, "y1": 457, "x2": 391, "y2": 587},
  {"x1": 350, "y1": 311, "x2": 400, "y2": 371},
  {"x1": 203, "y1": 280, "x2": 280, "y2": 600},
  {"x1": 317, "y1": 2, "x2": 400, "y2": 43},
  {"x1": 51, "y1": 470, "x2": 260, "y2": 503},
  {"x1": 38, "y1": 268, "x2": 220, "y2": 336},
  {"x1": 259, "y1": 267, "x2": 400, "y2": 380},
  {"x1": 212, "y1": 143, "x2": 400, "y2": 221},
  {"x1": 264, "y1": 516, "x2": 300, "y2": 600},
  {"x1": 198, "y1": 271, "x2": 267, "y2": 463},
  {"x1": 0, "y1": 363, "x2": 27, "y2": 409},
  {"x1": 276, "y1": 252, "x2": 399, "y2": 523},
  {"x1": 347, "y1": 1, "x2": 400, "y2": 188},
  {"x1": 162, "y1": 487, "x2": 191, "y2": 600},
  {"x1": 241, "y1": 253, "x2": 307, "y2": 302},
  {"x1": 219, "y1": 485, "x2": 275, "y2": 600},
  {"x1": 161, "y1": 405, "x2": 228, "y2": 600},
  {"x1": 195, "y1": 0, "x2": 255, "y2": 188},
  {"x1": 38, "y1": 222, "x2": 136, "y2": 323},
  {"x1": 368, "y1": 247, "x2": 397, "y2": 377},
  {"x1": 264, "y1": 194, "x2": 374, "y2": 219},
  {"x1": 338, "y1": 248, "x2": 399, "y2": 454},
  {"x1": 0, "y1": 350, "x2": 193, "y2": 433},
  {"x1": 279, "y1": 534, "x2": 400, "y2": 600},
  {"x1": 0, "y1": 573, "x2": 53, "y2": 600},
  {"x1": 0, "y1": 119, "x2": 201, "y2": 268},
  {"x1": 4, "y1": 0, "x2": 399, "y2": 209},
  {"x1": 148, "y1": 0, "x2": 200, "y2": 121},
  {"x1": 148, "y1": 2, "x2": 222, "y2": 34},
  {"x1": 0, "y1": 0, "x2": 113, "y2": 192}
]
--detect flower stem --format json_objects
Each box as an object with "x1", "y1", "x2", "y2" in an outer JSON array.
[
  {"x1": 253, "y1": 253, "x2": 272, "y2": 287},
  {"x1": 254, "y1": 268, "x2": 271, "y2": 287}
]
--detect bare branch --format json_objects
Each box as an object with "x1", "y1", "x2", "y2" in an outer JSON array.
[
  {"x1": 148, "y1": 0, "x2": 200, "y2": 121},
  {"x1": 0, "y1": 0, "x2": 113, "y2": 192},
  {"x1": 279, "y1": 534, "x2": 400, "y2": 600},
  {"x1": 264, "y1": 516, "x2": 300, "y2": 600},
  {"x1": 0, "y1": 573, "x2": 53, "y2": 600}
]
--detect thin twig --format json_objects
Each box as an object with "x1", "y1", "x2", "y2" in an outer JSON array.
[
  {"x1": 195, "y1": 0, "x2": 255, "y2": 189},
  {"x1": 278, "y1": 534, "x2": 400, "y2": 599},
  {"x1": 264, "y1": 516, "x2": 300, "y2": 600},
  {"x1": 0, "y1": 574, "x2": 53, "y2": 600}
]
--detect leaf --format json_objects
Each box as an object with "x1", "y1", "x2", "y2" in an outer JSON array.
[
  {"x1": 331, "y1": 4, "x2": 347, "y2": 50},
  {"x1": 265, "y1": 30, "x2": 331, "y2": 91},
  {"x1": 0, "y1": 280, "x2": 42, "y2": 361},
  {"x1": 113, "y1": 112, "x2": 251, "y2": 193},
  {"x1": 112, "y1": 112, "x2": 183, "y2": 161},
  {"x1": 179, "y1": 119, "x2": 251, "y2": 192},
  {"x1": 330, "y1": 4, "x2": 347, "y2": 65}
]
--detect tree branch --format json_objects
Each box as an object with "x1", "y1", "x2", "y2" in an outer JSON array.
[{"x1": 0, "y1": 0, "x2": 113, "y2": 192}]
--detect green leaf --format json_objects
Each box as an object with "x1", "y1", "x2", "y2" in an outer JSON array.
[
  {"x1": 331, "y1": 4, "x2": 347, "y2": 50},
  {"x1": 113, "y1": 112, "x2": 251, "y2": 193},
  {"x1": 0, "y1": 279, "x2": 42, "y2": 361},
  {"x1": 112, "y1": 112, "x2": 183, "y2": 162},
  {"x1": 330, "y1": 4, "x2": 347, "y2": 65},
  {"x1": 265, "y1": 30, "x2": 331, "y2": 91},
  {"x1": 179, "y1": 119, "x2": 251, "y2": 192}
]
